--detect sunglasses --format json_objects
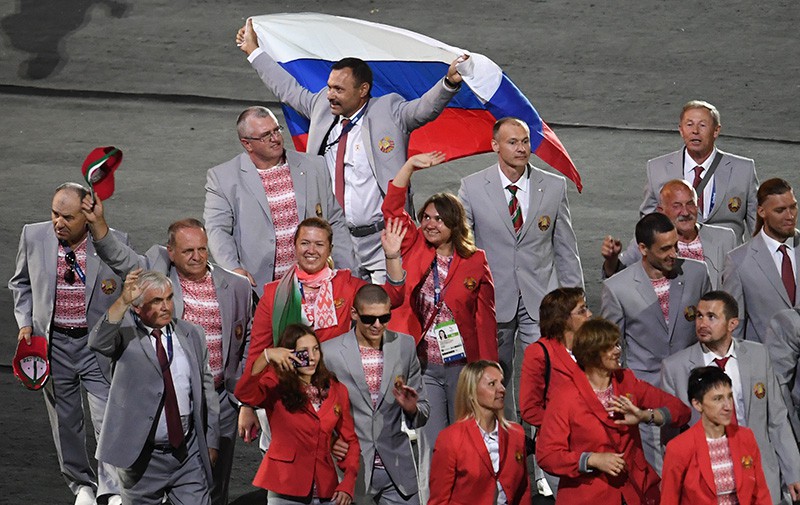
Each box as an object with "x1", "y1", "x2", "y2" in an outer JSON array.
[
  {"x1": 356, "y1": 312, "x2": 391, "y2": 325},
  {"x1": 64, "y1": 250, "x2": 77, "y2": 285}
]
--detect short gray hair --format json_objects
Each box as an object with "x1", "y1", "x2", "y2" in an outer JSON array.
[
  {"x1": 132, "y1": 271, "x2": 173, "y2": 307},
  {"x1": 236, "y1": 106, "x2": 278, "y2": 139},
  {"x1": 54, "y1": 182, "x2": 89, "y2": 200},
  {"x1": 681, "y1": 100, "x2": 721, "y2": 127}
]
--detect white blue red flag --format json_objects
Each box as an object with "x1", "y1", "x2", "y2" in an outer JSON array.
[{"x1": 250, "y1": 13, "x2": 582, "y2": 191}]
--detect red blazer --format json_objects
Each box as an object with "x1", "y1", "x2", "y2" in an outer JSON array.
[
  {"x1": 382, "y1": 182, "x2": 498, "y2": 362},
  {"x1": 429, "y1": 418, "x2": 530, "y2": 505},
  {"x1": 519, "y1": 337, "x2": 581, "y2": 427},
  {"x1": 661, "y1": 422, "x2": 771, "y2": 505},
  {"x1": 234, "y1": 368, "x2": 360, "y2": 499},
  {"x1": 246, "y1": 271, "x2": 365, "y2": 380},
  {"x1": 536, "y1": 368, "x2": 691, "y2": 505}
]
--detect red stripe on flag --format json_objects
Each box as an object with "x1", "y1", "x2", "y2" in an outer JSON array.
[
  {"x1": 408, "y1": 109, "x2": 496, "y2": 161},
  {"x1": 535, "y1": 122, "x2": 582, "y2": 193}
]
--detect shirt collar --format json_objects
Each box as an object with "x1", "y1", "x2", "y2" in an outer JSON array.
[
  {"x1": 760, "y1": 228, "x2": 793, "y2": 252},
  {"x1": 476, "y1": 418, "x2": 499, "y2": 439},
  {"x1": 701, "y1": 338, "x2": 737, "y2": 362},
  {"x1": 683, "y1": 146, "x2": 718, "y2": 173},
  {"x1": 497, "y1": 165, "x2": 530, "y2": 194}
]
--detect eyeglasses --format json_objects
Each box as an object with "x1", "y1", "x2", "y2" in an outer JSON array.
[
  {"x1": 243, "y1": 126, "x2": 284, "y2": 142},
  {"x1": 356, "y1": 312, "x2": 391, "y2": 325},
  {"x1": 64, "y1": 250, "x2": 77, "y2": 284}
]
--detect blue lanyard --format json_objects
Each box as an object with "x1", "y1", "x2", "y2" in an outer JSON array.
[
  {"x1": 323, "y1": 99, "x2": 369, "y2": 152},
  {"x1": 164, "y1": 325, "x2": 174, "y2": 364},
  {"x1": 432, "y1": 256, "x2": 452, "y2": 305}
]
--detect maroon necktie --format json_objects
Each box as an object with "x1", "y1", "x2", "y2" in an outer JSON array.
[
  {"x1": 334, "y1": 118, "x2": 350, "y2": 212},
  {"x1": 713, "y1": 356, "x2": 739, "y2": 426},
  {"x1": 153, "y1": 328, "x2": 184, "y2": 448},
  {"x1": 692, "y1": 166, "x2": 704, "y2": 215},
  {"x1": 507, "y1": 184, "x2": 523, "y2": 234},
  {"x1": 779, "y1": 245, "x2": 797, "y2": 306}
]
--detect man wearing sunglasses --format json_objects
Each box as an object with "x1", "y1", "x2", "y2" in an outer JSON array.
[
  {"x1": 9, "y1": 182, "x2": 126, "y2": 505},
  {"x1": 321, "y1": 284, "x2": 429, "y2": 505},
  {"x1": 204, "y1": 106, "x2": 356, "y2": 295}
]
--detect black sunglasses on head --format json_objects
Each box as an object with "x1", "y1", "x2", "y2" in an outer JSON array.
[
  {"x1": 356, "y1": 312, "x2": 391, "y2": 325},
  {"x1": 64, "y1": 250, "x2": 77, "y2": 285}
]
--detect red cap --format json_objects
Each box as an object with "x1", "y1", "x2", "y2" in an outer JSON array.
[
  {"x1": 81, "y1": 146, "x2": 123, "y2": 200},
  {"x1": 13, "y1": 335, "x2": 50, "y2": 390}
]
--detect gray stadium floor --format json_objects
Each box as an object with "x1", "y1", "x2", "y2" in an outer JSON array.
[{"x1": 1, "y1": 0, "x2": 798, "y2": 502}]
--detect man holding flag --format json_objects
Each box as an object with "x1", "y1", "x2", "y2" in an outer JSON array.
[{"x1": 236, "y1": 18, "x2": 466, "y2": 283}]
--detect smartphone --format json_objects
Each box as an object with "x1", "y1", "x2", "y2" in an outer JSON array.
[{"x1": 293, "y1": 349, "x2": 310, "y2": 368}]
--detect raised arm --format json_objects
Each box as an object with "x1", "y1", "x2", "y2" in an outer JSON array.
[{"x1": 83, "y1": 196, "x2": 147, "y2": 277}]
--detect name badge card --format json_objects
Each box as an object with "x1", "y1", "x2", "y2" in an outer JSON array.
[{"x1": 432, "y1": 320, "x2": 466, "y2": 363}]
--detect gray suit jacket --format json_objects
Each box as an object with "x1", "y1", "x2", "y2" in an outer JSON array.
[
  {"x1": 92, "y1": 231, "x2": 253, "y2": 398},
  {"x1": 640, "y1": 148, "x2": 759, "y2": 244},
  {"x1": 9, "y1": 222, "x2": 129, "y2": 379},
  {"x1": 458, "y1": 164, "x2": 584, "y2": 323},
  {"x1": 661, "y1": 340, "x2": 800, "y2": 503},
  {"x1": 250, "y1": 50, "x2": 456, "y2": 197},
  {"x1": 723, "y1": 232, "x2": 800, "y2": 343},
  {"x1": 601, "y1": 258, "x2": 711, "y2": 386},
  {"x1": 89, "y1": 315, "x2": 220, "y2": 481},
  {"x1": 615, "y1": 223, "x2": 736, "y2": 289},
  {"x1": 204, "y1": 149, "x2": 355, "y2": 292},
  {"x1": 764, "y1": 308, "x2": 800, "y2": 442},
  {"x1": 321, "y1": 329, "x2": 429, "y2": 499}
]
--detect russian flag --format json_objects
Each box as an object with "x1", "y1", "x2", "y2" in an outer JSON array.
[{"x1": 250, "y1": 13, "x2": 582, "y2": 192}]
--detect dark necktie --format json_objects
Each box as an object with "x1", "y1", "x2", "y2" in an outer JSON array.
[
  {"x1": 507, "y1": 184, "x2": 523, "y2": 234},
  {"x1": 713, "y1": 356, "x2": 739, "y2": 426},
  {"x1": 779, "y1": 244, "x2": 797, "y2": 305},
  {"x1": 692, "y1": 166, "x2": 704, "y2": 215},
  {"x1": 334, "y1": 118, "x2": 350, "y2": 212},
  {"x1": 153, "y1": 328, "x2": 184, "y2": 448},
  {"x1": 713, "y1": 356, "x2": 730, "y2": 370}
]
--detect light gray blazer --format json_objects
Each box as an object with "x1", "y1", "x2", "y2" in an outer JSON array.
[
  {"x1": 764, "y1": 308, "x2": 800, "y2": 443},
  {"x1": 250, "y1": 50, "x2": 457, "y2": 199},
  {"x1": 92, "y1": 231, "x2": 253, "y2": 398},
  {"x1": 89, "y1": 315, "x2": 220, "y2": 481},
  {"x1": 661, "y1": 340, "x2": 800, "y2": 503},
  {"x1": 723, "y1": 232, "x2": 800, "y2": 343},
  {"x1": 639, "y1": 148, "x2": 759, "y2": 244},
  {"x1": 458, "y1": 164, "x2": 584, "y2": 323},
  {"x1": 321, "y1": 329, "x2": 429, "y2": 500},
  {"x1": 601, "y1": 258, "x2": 711, "y2": 386},
  {"x1": 9, "y1": 222, "x2": 129, "y2": 379},
  {"x1": 615, "y1": 223, "x2": 736, "y2": 289},
  {"x1": 204, "y1": 149, "x2": 355, "y2": 292}
]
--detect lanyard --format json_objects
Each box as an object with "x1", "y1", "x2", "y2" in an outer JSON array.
[
  {"x1": 164, "y1": 325, "x2": 174, "y2": 364},
  {"x1": 432, "y1": 256, "x2": 452, "y2": 305},
  {"x1": 323, "y1": 99, "x2": 369, "y2": 152}
]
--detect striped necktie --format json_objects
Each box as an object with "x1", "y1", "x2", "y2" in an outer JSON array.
[{"x1": 507, "y1": 184, "x2": 523, "y2": 234}]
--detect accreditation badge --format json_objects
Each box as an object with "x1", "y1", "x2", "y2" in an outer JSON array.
[{"x1": 431, "y1": 320, "x2": 467, "y2": 363}]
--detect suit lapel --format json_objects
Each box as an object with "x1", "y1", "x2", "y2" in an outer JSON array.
[
  {"x1": 360, "y1": 115, "x2": 380, "y2": 184},
  {"x1": 211, "y1": 267, "x2": 232, "y2": 367},
  {"x1": 519, "y1": 166, "x2": 544, "y2": 240},
  {"x1": 665, "y1": 150, "x2": 683, "y2": 180},
  {"x1": 340, "y1": 332, "x2": 374, "y2": 408},
  {"x1": 705, "y1": 154, "x2": 732, "y2": 221},
  {"x1": 751, "y1": 235, "x2": 791, "y2": 305},
  {"x1": 466, "y1": 421, "x2": 496, "y2": 475},
  {"x1": 170, "y1": 268, "x2": 185, "y2": 318},
  {"x1": 240, "y1": 155, "x2": 273, "y2": 224},
  {"x1": 286, "y1": 151, "x2": 308, "y2": 219},
  {"x1": 137, "y1": 323, "x2": 162, "y2": 373},
  {"x1": 44, "y1": 232, "x2": 58, "y2": 321},
  {"x1": 377, "y1": 332, "x2": 398, "y2": 409},
  {"x1": 667, "y1": 261, "x2": 687, "y2": 338},
  {"x1": 693, "y1": 423, "x2": 717, "y2": 494},
  {"x1": 84, "y1": 237, "x2": 100, "y2": 308},
  {"x1": 483, "y1": 166, "x2": 516, "y2": 236},
  {"x1": 632, "y1": 263, "x2": 668, "y2": 333},
  {"x1": 736, "y1": 343, "x2": 752, "y2": 420}
]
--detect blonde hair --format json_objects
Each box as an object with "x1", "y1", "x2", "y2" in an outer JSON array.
[{"x1": 454, "y1": 360, "x2": 510, "y2": 429}]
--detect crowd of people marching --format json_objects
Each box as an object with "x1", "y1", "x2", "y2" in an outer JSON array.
[{"x1": 10, "y1": 18, "x2": 800, "y2": 505}]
